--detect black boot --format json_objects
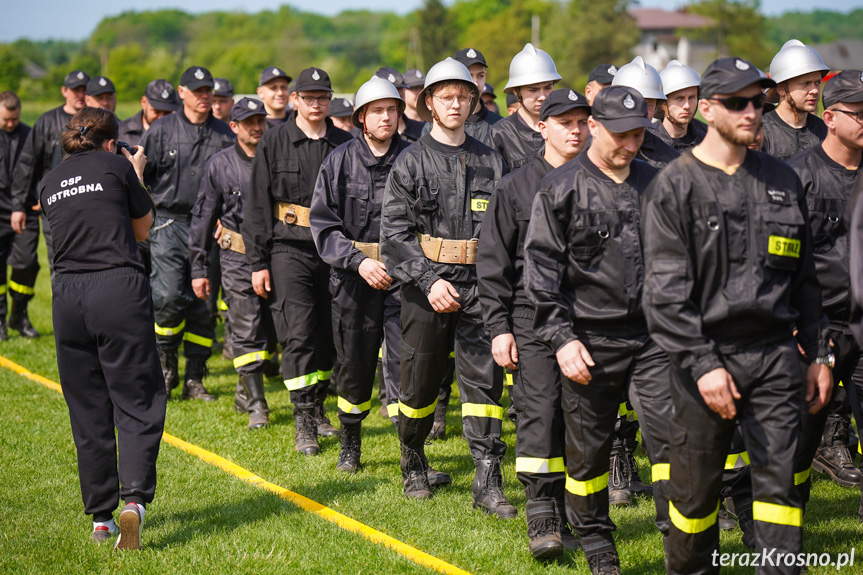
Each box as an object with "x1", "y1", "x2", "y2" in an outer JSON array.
[
  {"x1": 427, "y1": 465, "x2": 452, "y2": 487},
  {"x1": 526, "y1": 499, "x2": 563, "y2": 560},
  {"x1": 234, "y1": 380, "x2": 250, "y2": 413},
  {"x1": 472, "y1": 458, "x2": 517, "y2": 519},
  {"x1": 182, "y1": 356, "x2": 216, "y2": 400},
  {"x1": 625, "y1": 447, "x2": 652, "y2": 497},
  {"x1": 336, "y1": 423, "x2": 362, "y2": 473},
  {"x1": 608, "y1": 446, "x2": 631, "y2": 507},
  {"x1": 240, "y1": 373, "x2": 268, "y2": 429},
  {"x1": 401, "y1": 444, "x2": 431, "y2": 499},
  {"x1": 314, "y1": 400, "x2": 339, "y2": 437},
  {"x1": 429, "y1": 385, "x2": 449, "y2": 440},
  {"x1": 813, "y1": 415, "x2": 863, "y2": 488},
  {"x1": 294, "y1": 407, "x2": 320, "y2": 455},
  {"x1": 556, "y1": 497, "x2": 581, "y2": 550},
  {"x1": 9, "y1": 299, "x2": 39, "y2": 338},
  {"x1": 718, "y1": 501, "x2": 737, "y2": 530},
  {"x1": 581, "y1": 534, "x2": 621, "y2": 575},
  {"x1": 158, "y1": 347, "x2": 179, "y2": 398}
]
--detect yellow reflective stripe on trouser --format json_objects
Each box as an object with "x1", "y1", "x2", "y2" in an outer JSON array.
[
  {"x1": 449, "y1": 351, "x2": 455, "y2": 358},
  {"x1": 154, "y1": 319, "x2": 186, "y2": 336},
  {"x1": 399, "y1": 399, "x2": 437, "y2": 419},
  {"x1": 652, "y1": 463, "x2": 670, "y2": 482},
  {"x1": 0, "y1": 284, "x2": 6, "y2": 295},
  {"x1": 8, "y1": 280, "x2": 34, "y2": 295},
  {"x1": 337, "y1": 396, "x2": 372, "y2": 415},
  {"x1": 565, "y1": 472, "x2": 609, "y2": 496},
  {"x1": 504, "y1": 372, "x2": 514, "y2": 386},
  {"x1": 462, "y1": 403, "x2": 505, "y2": 420},
  {"x1": 794, "y1": 468, "x2": 810, "y2": 486},
  {"x1": 669, "y1": 500, "x2": 719, "y2": 534},
  {"x1": 752, "y1": 501, "x2": 802, "y2": 527},
  {"x1": 285, "y1": 372, "x2": 318, "y2": 391},
  {"x1": 317, "y1": 369, "x2": 332, "y2": 381},
  {"x1": 387, "y1": 403, "x2": 399, "y2": 418},
  {"x1": 724, "y1": 451, "x2": 750, "y2": 470},
  {"x1": 183, "y1": 332, "x2": 213, "y2": 348},
  {"x1": 233, "y1": 350, "x2": 272, "y2": 368},
  {"x1": 378, "y1": 347, "x2": 383, "y2": 359},
  {"x1": 515, "y1": 457, "x2": 566, "y2": 474}
]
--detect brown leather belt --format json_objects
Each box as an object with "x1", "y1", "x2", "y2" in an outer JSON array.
[
  {"x1": 274, "y1": 202, "x2": 310, "y2": 227},
  {"x1": 417, "y1": 234, "x2": 478, "y2": 265},
  {"x1": 352, "y1": 241, "x2": 382, "y2": 262},
  {"x1": 219, "y1": 225, "x2": 245, "y2": 255}
]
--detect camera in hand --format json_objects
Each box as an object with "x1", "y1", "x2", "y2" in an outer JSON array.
[{"x1": 117, "y1": 141, "x2": 137, "y2": 155}]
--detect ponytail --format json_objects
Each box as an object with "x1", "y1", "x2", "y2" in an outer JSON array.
[{"x1": 61, "y1": 107, "x2": 119, "y2": 154}]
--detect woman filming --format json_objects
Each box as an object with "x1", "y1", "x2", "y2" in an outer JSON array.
[{"x1": 38, "y1": 107, "x2": 165, "y2": 550}]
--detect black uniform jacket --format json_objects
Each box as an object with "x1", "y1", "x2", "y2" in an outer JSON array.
[
  {"x1": 788, "y1": 144, "x2": 860, "y2": 328},
  {"x1": 762, "y1": 110, "x2": 827, "y2": 161},
  {"x1": 491, "y1": 112, "x2": 544, "y2": 170},
  {"x1": 638, "y1": 129, "x2": 680, "y2": 170},
  {"x1": 118, "y1": 111, "x2": 145, "y2": 147},
  {"x1": 650, "y1": 118, "x2": 707, "y2": 154},
  {"x1": 401, "y1": 115, "x2": 426, "y2": 144},
  {"x1": 244, "y1": 111, "x2": 353, "y2": 272},
  {"x1": 846, "y1": 179, "x2": 863, "y2": 346},
  {"x1": 477, "y1": 156, "x2": 552, "y2": 339},
  {"x1": 12, "y1": 105, "x2": 72, "y2": 211},
  {"x1": 140, "y1": 110, "x2": 234, "y2": 215},
  {"x1": 381, "y1": 133, "x2": 507, "y2": 295},
  {"x1": 1, "y1": 122, "x2": 31, "y2": 215},
  {"x1": 189, "y1": 142, "x2": 252, "y2": 280},
  {"x1": 641, "y1": 150, "x2": 831, "y2": 383},
  {"x1": 310, "y1": 134, "x2": 410, "y2": 271},
  {"x1": 525, "y1": 153, "x2": 657, "y2": 352}
]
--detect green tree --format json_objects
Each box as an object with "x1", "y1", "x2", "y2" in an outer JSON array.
[
  {"x1": 0, "y1": 45, "x2": 26, "y2": 91},
  {"x1": 684, "y1": 0, "x2": 771, "y2": 68},
  {"x1": 417, "y1": 0, "x2": 457, "y2": 69}
]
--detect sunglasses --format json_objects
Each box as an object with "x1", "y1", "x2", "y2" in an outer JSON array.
[{"x1": 709, "y1": 93, "x2": 766, "y2": 112}]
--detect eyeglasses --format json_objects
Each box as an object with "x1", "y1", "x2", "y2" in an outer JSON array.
[
  {"x1": 298, "y1": 95, "x2": 332, "y2": 105},
  {"x1": 709, "y1": 93, "x2": 766, "y2": 112},
  {"x1": 433, "y1": 94, "x2": 473, "y2": 107},
  {"x1": 831, "y1": 109, "x2": 863, "y2": 124}
]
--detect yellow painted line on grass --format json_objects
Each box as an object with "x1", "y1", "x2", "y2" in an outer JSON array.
[{"x1": 0, "y1": 355, "x2": 470, "y2": 575}]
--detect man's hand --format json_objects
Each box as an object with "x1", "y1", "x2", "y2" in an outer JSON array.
[
  {"x1": 428, "y1": 279, "x2": 460, "y2": 313},
  {"x1": 556, "y1": 339, "x2": 595, "y2": 385},
  {"x1": 492, "y1": 333, "x2": 518, "y2": 370},
  {"x1": 252, "y1": 269, "x2": 272, "y2": 299},
  {"x1": 213, "y1": 219, "x2": 223, "y2": 240},
  {"x1": 696, "y1": 368, "x2": 741, "y2": 419},
  {"x1": 11, "y1": 211, "x2": 25, "y2": 234},
  {"x1": 805, "y1": 362, "x2": 833, "y2": 414},
  {"x1": 358, "y1": 258, "x2": 392, "y2": 290},
  {"x1": 192, "y1": 278, "x2": 210, "y2": 300}
]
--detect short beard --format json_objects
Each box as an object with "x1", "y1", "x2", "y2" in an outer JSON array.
[{"x1": 715, "y1": 114, "x2": 757, "y2": 147}]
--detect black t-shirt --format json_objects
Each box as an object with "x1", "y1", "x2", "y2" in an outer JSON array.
[{"x1": 39, "y1": 150, "x2": 153, "y2": 274}]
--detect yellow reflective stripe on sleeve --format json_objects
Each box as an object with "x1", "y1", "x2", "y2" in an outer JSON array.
[
  {"x1": 7, "y1": 280, "x2": 34, "y2": 295},
  {"x1": 794, "y1": 468, "x2": 810, "y2": 486},
  {"x1": 317, "y1": 369, "x2": 332, "y2": 381},
  {"x1": 752, "y1": 501, "x2": 802, "y2": 527},
  {"x1": 0, "y1": 284, "x2": 7, "y2": 295},
  {"x1": 183, "y1": 332, "x2": 214, "y2": 348},
  {"x1": 724, "y1": 451, "x2": 750, "y2": 469},
  {"x1": 154, "y1": 319, "x2": 186, "y2": 336},
  {"x1": 669, "y1": 500, "x2": 719, "y2": 534},
  {"x1": 233, "y1": 350, "x2": 272, "y2": 369},
  {"x1": 565, "y1": 472, "x2": 609, "y2": 496},
  {"x1": 337, "y1": 397, "x2": 372, "y2": 415},
  {"x1": 387, "y1": 403, "x2": 399, "y2": 418},
  {"x1": 618, "y1": 403, "x2": 628, "y2": 417},
  {"x1": 399, "y1": 399, "x2": 437, "y2": 420},
  {"x1": 652, "y1": 463, "x2": 670, "y2": 482},
  {"x1": 768, "y1": 235, "x2": 800, "y2": 258},
  {"x1": 504, "y1": 372, "x2": 514, "y2": 386},
  {"x1": 515, "y1": 457, "x2": 566, "y2": 474},
  {"x1": 462, "y1": 403, "x2": 505, "y2": 420},
  {"x1": 218, "y1": 298, "x2": 228, "y2": 311},
  {"x1": 285, "y1": 373, "x2": 318, "y2": 391},
  {"x1": 470, "y1": 198, "x2": 489, "y2": 212}
]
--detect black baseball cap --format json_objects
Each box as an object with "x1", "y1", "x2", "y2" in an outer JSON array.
[
  {"x1": 591, "y1": 86, "x2": 653, "y2": 133},
  {"x1": 231, "y1": 97, "x2": 268, "y2": 122},
  {"x1": 506, "y1": 93, "x2": 519, "y2": 107},
  {"x1": 483, "y1": 83, "x2": 496, "y2": 98},
  {"x1": 259, "y1": 66, "x2": 292, "y2": 87},
  {"x1": 180, "y1": 66, "x2": 215, "y2": 91},
  {"x1": 822, "y1": 70, "x2": 863, "y2": 110},
  {"x1": 404, "y1": 69, "x2": 425, "y2": 89},
  {"x1": 375, "y1": 67, "x2": 408, "y2": 89},
  {"x1": 540, "y1": 88, "x2": 590, "y2": 121},
  {"x1": 292, "y1": 67, "x2": 332, "y2": 93},
  {"x1": 454, "y1": 47, "x2": 487, "y2": 69},
  {"x1": 213, "y1": 78, "x2": 234, "y2": 97},
  {"x1": 588, "y1": 64, "x2": 617, "y2": 85},
  {"x1": 328, "y1": 98, "x2": 354, "y2": 118},
  {"x1": 145, "y1": 79, "x2": 179, "y2": 112},
  {"x1": 86, "y1": 76, "x2": 115, "y2": 96},
  {"x1": 700, "y1": 57, "x2": 775, "y2": 100},
  {"x1": 64, "y1": 70, "x2": 90, "y2": 89}
]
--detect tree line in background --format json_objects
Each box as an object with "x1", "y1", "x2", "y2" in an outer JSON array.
[{"x1": 2, "y1": 0, "x2": 863, "y2": 101}]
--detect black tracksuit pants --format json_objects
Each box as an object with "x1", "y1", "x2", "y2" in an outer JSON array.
[
  {"x1": 0, "y1": 214, "x2": 40, "y2": 316},
  {"x1": 666, "y1": 338, "x2": 804, "y2": 575},
  {"x1": 398, "y1": 283, "x2": 506, "y2": 462},
  {"x1": 52, "y1": 268, "x2": 166, "y2": 521},
  {"x1": 220, "y1": 255, "x2": 276, "y2": 376}
]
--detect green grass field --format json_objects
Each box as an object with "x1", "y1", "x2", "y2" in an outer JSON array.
[{"x1": 0, "y1": 237, "x2": 860, "y2": 574}]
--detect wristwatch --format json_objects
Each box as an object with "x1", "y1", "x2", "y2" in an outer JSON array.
[{"x1": 814, "y1": 353, "x2": 835, "y2": 369}]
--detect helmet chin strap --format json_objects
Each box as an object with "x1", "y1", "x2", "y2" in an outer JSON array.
[
  {"x1": 783, "y1": 81, "x2": 800, "y2": 123},
  {"x1": 430, "y1": 108, "x2": 444, "y2": 127},
  {"x1": 363, "y1": 123, "x2": 387, "y2": 143}
]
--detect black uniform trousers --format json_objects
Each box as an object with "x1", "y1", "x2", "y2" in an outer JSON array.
[
  {"x1": 150, "y1": 215, "x2": 214, "y2": 358},
  {"x1": 667, "y1": 338, "x2": 804, "y2": 575},
  {"x1": 268, "y1": 248, "x2": 333, "y2": 409},
  {"x1": 220, "y1": 254, "x2": 276, "y2": 376},
  {"x1": 398, "y1": 283, "x2": 506, "y2": 462},
  {"x1": 52, "y1": 268, "x2": 166, "y2": 521},
  {"x1": 330, "y1": 270, "x2": 401, "y2": 425},
  {"x1": 562, "y1": 333, "x2": 672, "y2": 545},
  {"x1": 511, "y1": 314, "x2": 566, "y2": 502},
  {"x1": 0, "y1": 213, "x2": 40, "y2": 316}
]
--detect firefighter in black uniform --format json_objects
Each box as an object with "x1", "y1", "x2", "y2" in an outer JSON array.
[
  {"x1": 788, "y1": 70, "x2": 863, "y2": 504},
  {"x1": 256, "y1": 67, "x2": 293, "y2": 128},
  {"x1": 140, "y1": 66, "x2": 235, "y2": 401},
  {"x1": 380, "y1": 58, "x2": 514, "y2": 515},
  {"x1": 310, "y1": 76, "x2": 411, "y2": 472},
  {"x1": 374, "y1": 67, "x2": 425, "y2": 143},
  {"x1": 848, "y1": 170, "x2": 863, "y2": 523},
  {"x1": 453, "y1": 48, "x2": 503, "y2": 146},
  {"x1": 654, "y1": 60, "x2": 708, "y2": 153},
  {"x1": 189, "y1": 97, "x2": 276, "y2": 430},
  {"x1": 403, "y1": 68, "x2": 425, "y2": 122},
  {"x1": 524, "y1": 86, "x2": 674, "y2": 575},
  {"x1": 39, "y1": 107, "x2": 163, "y2": 549},
  {"x1": 478, "y1": 88, "x2": 590, "y2": 559},
  {"x1": 211, "y1": 79, "x2": 234, "y2": 123},
  {"x1": 327, "y1": 98, "x2": 358, "y2": 135},
  {"x1": 585, "y1": 64, "x2": 616, "y2": 106},
  {"x1": 244, "y1": 67, "x2": 352, "y2": 455},
  {"x1": 491, "y1": 43, "x2": 561, "y2": 170},
  {"x1": 641, "y1": 57, "x2": 833, "y2": 575},
  {"x1": 119, "y1": 80, "x2": 179, "y2": 147}
]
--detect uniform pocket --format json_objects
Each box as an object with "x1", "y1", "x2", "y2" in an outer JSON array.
[
  {"x1": 647, "y1": 258, "x2": 689, "y2": 305},
  {"x1": 569, "y1": 212, "x2": 612, "y2": 265},
  {"x1": 345, "y1": 182, "x2": 370, "y2": 228},
  {"x1": 807, "y1": 197, "x2": 844, "y2": 254},
  {"x1": 470, "y1": 177, "x2": 495, "y2": 223},
  {"x1": 758, "y1": 202, "x2": 805, "y2": 272}
]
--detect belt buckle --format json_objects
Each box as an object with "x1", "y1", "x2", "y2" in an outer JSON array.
[
  {"x1": 219, "y1": 232, "x2": 232, "y2": 250},
  {"x1": 284, "y1": 206, "x2": 297, "y2": 225}
]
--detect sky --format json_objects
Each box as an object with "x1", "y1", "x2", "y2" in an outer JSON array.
[{"x1": 3, "y1": 0, "x2": 863, "y2": 43}]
